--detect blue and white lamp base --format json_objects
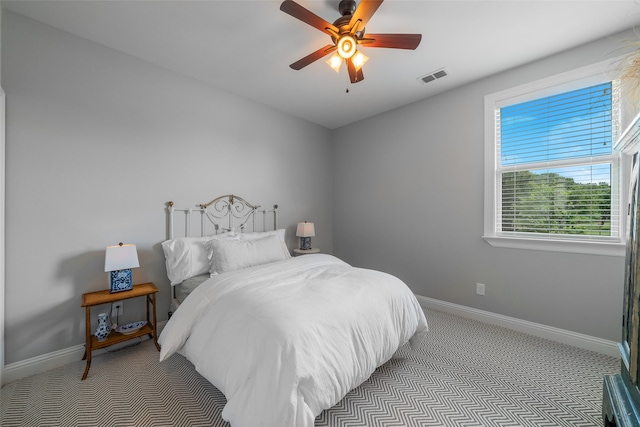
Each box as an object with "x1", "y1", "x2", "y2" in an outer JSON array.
[
  {"x1": 109, "y1": 268, "x2": 133, "y2": 293},
  {"x1": 299, "y1": 237, "x2": 312, "y2": 250}
]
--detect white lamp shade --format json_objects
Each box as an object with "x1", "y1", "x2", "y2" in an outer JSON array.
[
  {"x1": 296, "y1": 222, "x2": 315, "y2": 237},
  {"x1": 104, "y1": 243, "x2": 139, "y2": 272}
]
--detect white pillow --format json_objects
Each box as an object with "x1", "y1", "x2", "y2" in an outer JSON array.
[
  {"x1": 209, "y1": 235, "x2": 288, "y2": 274},
  {"x1": 161, "y1": 233, "x2": 237, "y2": 285},
  {"x1": 239, "y1": 229, "x2": 291, "y2": 259}
]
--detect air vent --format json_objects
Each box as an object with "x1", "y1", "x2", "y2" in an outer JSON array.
[{"x1": 418, "y1": 68, "x2": 448, "y2": 84}]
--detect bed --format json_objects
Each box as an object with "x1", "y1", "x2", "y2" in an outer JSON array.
[{"x1": 158, "y1": 194, "x2": 429, "y2": 427}]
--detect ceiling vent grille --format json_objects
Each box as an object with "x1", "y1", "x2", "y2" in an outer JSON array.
[{"x1": 418, "y1": 68, "x2": 448, "y2": 84}]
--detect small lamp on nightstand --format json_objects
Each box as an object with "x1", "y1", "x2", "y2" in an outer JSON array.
[
  {"x1": 105, "y1": 243, "x2": 139, "y2": 293},
  {"x1": 296, "y1": 221, "x2": 315, "y2": 250}
]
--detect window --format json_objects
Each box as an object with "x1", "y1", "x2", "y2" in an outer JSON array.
[{"x1": 484, "y1": 62, "x2": 625, "y2": 256}]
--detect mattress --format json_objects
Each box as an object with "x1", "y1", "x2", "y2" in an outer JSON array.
[{"x1": 174, "y1": 274, "x2": 210, "y2": 304}]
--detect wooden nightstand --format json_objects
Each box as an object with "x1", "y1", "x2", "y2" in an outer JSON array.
[
  {"x1": 81, "y1": 282, "x2": 160, "y2": 380},
  {"x1": 293, "y1": 248, "x2": 320, "y2": 256}
]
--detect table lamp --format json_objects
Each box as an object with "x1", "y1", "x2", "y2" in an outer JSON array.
[
  {"x1": 296, "y1": 222, "x2": 315, "y2": 250},
  {"x1": 105, "y1": 243, "x2": 139, "y2": 293}
]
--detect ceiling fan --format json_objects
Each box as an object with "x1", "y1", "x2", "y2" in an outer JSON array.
[{"x1": 280, "y1": 0, "x2": 422, "y2": 84}]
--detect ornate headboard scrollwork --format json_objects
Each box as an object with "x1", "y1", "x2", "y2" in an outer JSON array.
[{"x1": 167, "y1": 194, "x2": 278, "y2": 239}]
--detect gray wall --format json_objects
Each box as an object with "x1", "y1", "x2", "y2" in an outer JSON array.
[
  {"x1": 332, "y1": 32, "x2": 632, "y2": 342},
  {"x1": 2, "y1": 11, "x2": 333, "y2": 364}
]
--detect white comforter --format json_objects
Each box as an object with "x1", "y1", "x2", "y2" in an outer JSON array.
[{"x1": 159, "y1": 254, "x2": 428, "y2": 427}]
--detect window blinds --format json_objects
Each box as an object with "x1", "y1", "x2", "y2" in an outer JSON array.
[{"x1": 496, "y1": 82, "x2": 620, "y2": 240}]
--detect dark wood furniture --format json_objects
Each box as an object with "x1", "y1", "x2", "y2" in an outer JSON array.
[
  {"x1": 603, "y1": 114, "x2": 640, "y2": 426},
  {"x1": 81, "y1": 282, "x2": 160, "y2": 380}
]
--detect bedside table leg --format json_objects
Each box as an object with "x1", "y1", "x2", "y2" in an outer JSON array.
[
  {"x1": 81, "y1": 359, "x2": 91, "y2": 381},
  {"x1": 152, "y1": 293, "x2": 160, "y2": 351},
  {"x1": 82, "y1": 306, "x2": 92, "y2": 380}
]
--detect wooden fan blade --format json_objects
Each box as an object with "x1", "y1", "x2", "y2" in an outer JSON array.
[
  {"x1": 349, "y1": 0, "x2": 383, "y2": 31},
  {"x1": 290, "y1": 45, "x2": 337, "y2": 70},
  {"x1": 280, "y1": 0, "x2": 339, "y2": 36},
  {"x1": 346, "y1": 58, "x2": 365, "y2": 84},
  {"x1": 358, "y1": 33, "x2": 422, "y2": 50}
]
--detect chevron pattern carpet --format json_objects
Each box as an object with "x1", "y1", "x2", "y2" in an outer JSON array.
[{"x1": 1, "y1": 308, "x2": 618, "y2": 426}]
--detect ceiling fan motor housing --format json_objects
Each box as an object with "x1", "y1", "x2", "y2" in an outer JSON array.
[
  {"x1": 334, "y1": 0, "x2": 363, "y2": 42},
  {"x1": 338, "y1": 0, "x2": 356, "y2": 16}
]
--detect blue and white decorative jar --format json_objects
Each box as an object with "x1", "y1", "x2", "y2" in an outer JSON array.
[{"x1": 95, "y1": 312, "x2": 111, "y2": 342}]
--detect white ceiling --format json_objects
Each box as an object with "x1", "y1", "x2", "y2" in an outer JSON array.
[{"x1": 3, "y1": 0, "x2": 640, "y2": 129}]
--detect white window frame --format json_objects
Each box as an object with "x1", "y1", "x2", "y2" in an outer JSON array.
[{"x1": 483, "y1": 61, "x2": 628, "y2": 256}]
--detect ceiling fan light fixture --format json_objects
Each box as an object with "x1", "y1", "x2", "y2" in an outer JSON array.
[
  {"x1": 326, "y1": 53, "x2": 343, "y2": 73},
  {"x1": 337, "y1": 35, "x2": 357, "y2": 59},
  {"x1": 351, "y1": 50, "x2": 369, "y2": 71}
]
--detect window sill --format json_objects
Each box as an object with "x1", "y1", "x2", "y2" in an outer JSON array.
[{"x1": 482, "y1": 235, "x2": 625, "y2": 257}]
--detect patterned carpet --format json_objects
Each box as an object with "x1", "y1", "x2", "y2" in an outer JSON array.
[{"x1": 1, "y1": 308, "x2": 618, "y2": 426}]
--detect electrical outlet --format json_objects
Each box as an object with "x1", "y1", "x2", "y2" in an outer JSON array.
[
  {"x1": 112, "y1": 302, "x2": 124, "y2": 317},
  {"x1": 476, "y1": 283, "x2": 486, "y2": 296}
]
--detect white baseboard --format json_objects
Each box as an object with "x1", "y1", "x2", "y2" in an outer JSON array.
[
  {"x1": 2, "y1": 321, "x2": 167, "y2": 386},
  {"x1": 3, "y1": 344, "x2": 86, "y2": 385},
  {"x1": 415, "y1": 295, "x2": 620, "y2": 358}
]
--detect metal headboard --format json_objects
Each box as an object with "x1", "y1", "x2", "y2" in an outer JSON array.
[{"x1": 167, "y1": 194, "x2": 278, "y2": 239}]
